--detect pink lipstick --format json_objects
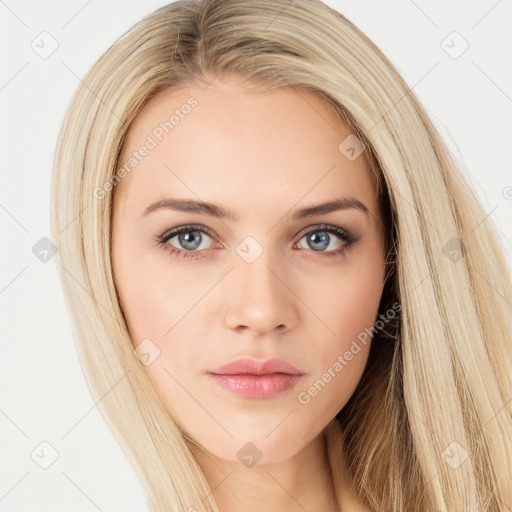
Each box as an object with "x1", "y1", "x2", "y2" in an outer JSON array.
[{"x1": 208, "y1": 357, "x2": 305, "y2": 398}]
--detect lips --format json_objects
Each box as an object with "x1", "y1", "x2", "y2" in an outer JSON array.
[
  {"x1": 209, "y1": 357, "x2": 304, "y2": 376},
  {"x1": 208, "y1": 357, "x2": 305, "y2": 398}
]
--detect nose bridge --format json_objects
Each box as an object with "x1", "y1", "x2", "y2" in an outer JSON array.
[{"x1": 223, "y1": 236, "x2": 298, "y2": 334}]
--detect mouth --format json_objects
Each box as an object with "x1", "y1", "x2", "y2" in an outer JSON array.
[
  {"x1": 208, "y1": 372, "x2": 304, "y2": 398},
  {"x1": 208, "y1": 357, "x2": 305, "y2": 398}
]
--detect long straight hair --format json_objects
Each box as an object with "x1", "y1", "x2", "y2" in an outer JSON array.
[{"x1": 51, "y1": 1, "x2": 512, "y2": 510}]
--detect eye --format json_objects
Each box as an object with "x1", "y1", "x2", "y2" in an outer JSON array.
[
  {"x1": 155, "y1": 224, "x2": 217, "y2": 259},
  {"x1": 295, "y1": 224, "x2": 358, "y2": 258},
  {"x1": 154, "y1": 223, "x2": 358, "y2": 260}
]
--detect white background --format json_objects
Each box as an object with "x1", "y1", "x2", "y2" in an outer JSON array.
[{"x1": 1, "y1": 1, "x2": 511, "y2": 510}]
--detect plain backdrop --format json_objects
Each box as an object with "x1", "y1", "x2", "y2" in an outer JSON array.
[{"x1": 1, "y1": 1, "x2": 511, "y2": 511}]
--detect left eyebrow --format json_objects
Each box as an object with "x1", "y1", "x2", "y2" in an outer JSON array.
[
  {"x1": 142, "y1": 197, "x2": 370, "y2": 221},
  {"x1": 292, "y1": 198, "x2": 369, "y2": 219}
]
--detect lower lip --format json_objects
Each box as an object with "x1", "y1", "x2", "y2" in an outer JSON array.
[{"x1": 209, "y1": 373, "x2": 303, "y2": 398}]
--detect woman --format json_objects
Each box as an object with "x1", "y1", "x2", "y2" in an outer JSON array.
[{"x1": 51, "y1": 0, "x2": 512, "y2": 510}]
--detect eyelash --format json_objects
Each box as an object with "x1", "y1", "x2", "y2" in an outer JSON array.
[{"x1": 153, "y1": 223, "x2": 359, "y2": 260}]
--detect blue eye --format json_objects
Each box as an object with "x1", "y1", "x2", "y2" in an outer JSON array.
[
  {"x1": 155, "y1": 224, "x2": 216, "y2": 259},
  {"x1": 297, "y1": 225, "x2": 356, "y2": 256},
  {"x1": 154, "y1": 223, "x2": 358, "y2": 260}
]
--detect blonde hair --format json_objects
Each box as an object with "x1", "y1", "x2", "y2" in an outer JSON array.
[{"x1": 50, "y1": 0, "x2": 512, "y2": 510}]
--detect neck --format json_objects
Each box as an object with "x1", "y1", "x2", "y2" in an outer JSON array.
[{"x1": 187, "y1": 427, "x2": 340, "y2": 512}]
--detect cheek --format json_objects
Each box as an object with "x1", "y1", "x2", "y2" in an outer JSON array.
[
  {"x1": 112, "y1": 257, "x2": 205, "y2": 419},
  {"x1": 112, "y1": 234, "x2": 210, "y2": 404},
  {"x1": 112, "y1": 226, "x2": 186, "y2": 343},
  {"x1": 295, "y1": 299, "x2": 379, "y2": 422},
  {"x1": 309, "y1": 259, "x2": 384, "y2": 349},
  {"x1": 299, "y1": 259, "x2": 384, "y2": 404},
  {"x1": 331, "y1": 273, "x2": 382, "y2": 341}
]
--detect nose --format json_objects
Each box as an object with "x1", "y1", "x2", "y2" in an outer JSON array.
[{"x1": 223, "y1": 249, "x2": 299, "y2": 336}]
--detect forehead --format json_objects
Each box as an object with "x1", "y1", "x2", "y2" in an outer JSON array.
[{"x1": 115, "y1": 79, "x2": 379, "y2": 224}]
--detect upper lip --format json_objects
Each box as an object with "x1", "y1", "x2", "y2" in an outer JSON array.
[{"x1": 209, "y1": 357, "x2": 304, "y2": 376}]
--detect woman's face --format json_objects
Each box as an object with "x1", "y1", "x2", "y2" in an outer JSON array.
[{"x1": 111, "y1": 76, "x2": 386, "y2": 466}]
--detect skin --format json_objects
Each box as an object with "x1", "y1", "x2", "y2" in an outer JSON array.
[{"x1": 111, "y1": 75, "x2": 385, "y2": 512}]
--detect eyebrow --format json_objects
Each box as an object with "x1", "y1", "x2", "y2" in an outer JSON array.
[{"x1": 142, "y1": 197, "x2": 370, "y2": 221}]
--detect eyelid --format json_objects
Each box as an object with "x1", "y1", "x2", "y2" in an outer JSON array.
[{"x1": 158, "y1": 223, "x2": 220, "y2": 245}]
